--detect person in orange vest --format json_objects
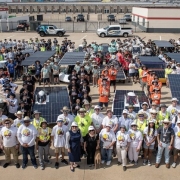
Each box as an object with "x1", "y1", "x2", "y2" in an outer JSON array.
[
  {"x1": 101, "y1": 65, "x2": 109, "y2": 76},
  {"x1": 153, "y1": 76, "x2": 162, "y2": 89},
  {"x1": 140, "y1": 65, "x2": 148, "y2": 92},
  {"x1": 99, "y1": 83, "x2": 109, "y2": 111},
  {"x1": 147, "y1": 71, "x2": 156, "y2": 95},
  {"x1": 149, "y1": 80, "x2": 162, "y2": 96},
  {"x1": 108, "y1": 64, "x2": 117, "y2": 93},
  {"x1": 99, "y1": 78, "x2": 110, "y2": 94},
  {"x1": 151, "y1": 89, "x2": 161, "y2": 105}
]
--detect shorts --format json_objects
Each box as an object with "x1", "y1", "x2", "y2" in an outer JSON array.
[
  {"x1": 9, "y1": 73, "x2": 14, "y2": 78},
  {"x1": 53, "y1": 74, "x2": 59, "y2": 78},
  {"x1": 173, "y1": 148, "x2": 180, "y2": 155},
  {"x1": 110, "y1": 80, "x2": 116, "y2": 86},
  {"x1": 124, "y1": 69, "x2": 128, "y2": 76},
  {"x1": 141, "y1": 81, "x2": 146, "y2": 88},
  {"x1": 54, "y1": 147, "x2": 65, "y2": 154},
  {"x1": 35, "y1": 74, "x2": 41, "y2": 79},
  {"x1": 43, "y1": 78, "x2": 50, "y2": 83},
  {"x1": 99, "y1": 102, "x2": 108, "y2": 107},
  {"x1": 134, "y1": 72, "x2": 139, "y2": 77},
  {"x1": 143, "y1": 142, "x2": 154, "y2": 150},
  {"x1": 129, "y1": 73, "x2": 135, "y2": 77}
]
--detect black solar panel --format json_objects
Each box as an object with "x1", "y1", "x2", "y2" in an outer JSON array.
[
  {"x1": 113, "y1": 90, "x2": 149, "y2": 117},
  {"x1": 32, "y1": 87, "x2": 70, "y2": 124},
  {"x1": 153, "y1": 40, "x2": 174, "y2": 48},
  {"x1": 166, "y1": 53, "x2": 180, "y2": 63},
  {"x1": 116, "y1": 69, "x2": 126, "y2": 80},
  {"x1": 154, "y1": 70, "x2": 165, "y2": 78},
  {"x1": 60, "y1": 52, "x2": 85, "y2": 65},
  {"x1": 169, "y1": 74, "x2": 180, "y2": 101}
]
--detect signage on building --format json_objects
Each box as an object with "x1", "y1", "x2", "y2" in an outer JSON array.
[{"x1": 0, "y1": 8, "x2": 8, "y2": 11}]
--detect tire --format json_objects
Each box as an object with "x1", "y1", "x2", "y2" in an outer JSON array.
[
  {"x1": 16, "y1": 28, "x2": 18, "y2": 31},
  {"x1": 123, "y1": 33, "x2": 128, "y2": 37},
  {"x1": 100, "y1": 33, "x2": 105, "y2": 38},
  {"x1": 39, "y1": 32, "x2": 45, "y2": 37},
  {"x1": 58, "y1": 32, "x2": 63, "y2": 37}
]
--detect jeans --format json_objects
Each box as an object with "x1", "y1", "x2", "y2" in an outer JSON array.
[
  {"x1": 156, "y1": 142, "x2": 170, "y2": 164},
  {"x1": 101, "y1": 148, "x2": 113, "y2": 162},
  {"x1": 21, "y1": 145, "x2": 37, "y2": 166}
]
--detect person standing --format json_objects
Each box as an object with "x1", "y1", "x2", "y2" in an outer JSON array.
[
  {"x1": 13, "y1": 111, "x2": 24, "y2": 128},
  {"x1": 0, "y1": 108, "x2": 8, "y2": 131},
  {"x1": 108, "y1": 64, "x2": 117, "y2": 93},
  {"x1": 84, "y1": 126, "x2": 99, "y2": 167},
  {"x1": 0, "y1": 118, "x2": 20, "y2": 168},
  {"x1": 32, "y1": 110, "x2": 45, "y2": 129},
  {"x1": 155, "y1": 119, "x2": 175, "y2": 168},
  {"x1": 41, "y1": 63, "x2": 50, "y2": 87},
  {"x1": 116, "y1": 125, "x2": 130, "y2": 171},
  {"x1": 65, "y1": 122, "x2": 82, "y2": 172},
  {"x1": 37, "y1": 120, "x2": 52, "y2": 170},
  {"x1": 17, "y1": 116, "x2": 38, "y2": 169},
  {"x1": 51, "y1": 118, "x2": 68, "y2": 169}
]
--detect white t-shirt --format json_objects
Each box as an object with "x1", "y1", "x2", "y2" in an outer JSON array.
[
  {"x1": 12, "y1": 118, "x2": 24, "y2": 128},
  {"x1": 7, "y1": 98, "x2": 18, "y2": 113},
  {"x1": 128, "y1": 129, "x2": 143, "y2": 148},
  {"x1": 116, "y1": 131, "x2": 131, "y2": 147},
  {"x1": 102, "y1": 115, "x2": 118, "y2": 129},
  {"x1": 118, "y1": 116, "x2": 132, "y2": 131},
  {"x1": 57, "y1": 114, "x2": 74, "y2": 130},
  {"x1": 99, "y1": 128, "x2": 116, "y2": 149},
  {"x1": 143, "y1": 127, "x2": 157, "y2": 145},
  {"x1": 91, "y1": 113, "x2": 105, "y2": 130},
  {"x1": 51, "y1": 125, "x2": 68, "y2": 147},
  {"x1": 173, "y1": 126, "x2": 180, "y2": 149},
  {"x1": 129, "y1": 63, "x2": 136, "y2": 73},
  {"x1": 1, "y1": 126, "x2": 17, "y2": 147},
  {"x1": 167, "y1": 105, "x2": 180, "y2": 119},
  {"x1": 17, "y1": 124, "x2": 37, "y2": 146}
]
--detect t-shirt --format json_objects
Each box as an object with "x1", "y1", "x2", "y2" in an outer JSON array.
[
  {"x1": 57, "y1": 114, "x2": 74, "y2": 130},
  {"x1": 91, "y1": 113, "x2": 105, "y2": 130},
  {"x1": 128, "y1": 129, "x2": 143, "y2": 148},
  {"x1": 1, "y1": 126, "x2": 17, "y2": 147},
  {"x1": 118, "y1": 116, "x2": 132, "y2": 131},
  {"x1": 143, "y1": 126, "x2": 157, "y2": 145},
  {"x1": 173, "y1": 126, "x2": 180, "y2": 149},
  {"x1": 51, "y1": 125, "x2": 68, "y2": 147},
  {"x1": 116, "y1": 131, "x2": 131, "y2": 147},
  {"x1": 13, "y1": 118, "x2": 24, "y2": 128},
  {"x1": 7, "y1": 63, "x2": 15, "y2": 73},
  {"x1": 102, "y1": 115, "x2": 118, "y2": 129},
  {"x1": 129, "y1": 63, "x2": 136, "y2": 74},
  {"x1": 167, "y1": 105, "x2": 180, "y2": 119},
  {"x1": 41, "y1": 67, "x2": 50, "y2": 78},
  {"x1": 99, "y1": 128, "x2": 116, "y2": 149},
  {"x1": 17, "y1": 124, "x2": 37, "y2": 146},
  {"x1": 157, "y1": 126, "x2": 175, "y2": 144},
  {"x1": 7, "y1": 98, "x2": 18, "y2": 113}
]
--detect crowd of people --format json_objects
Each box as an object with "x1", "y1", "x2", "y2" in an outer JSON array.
[{"x1": 0, "y1": 36, "x2": 180, "y2": 173}]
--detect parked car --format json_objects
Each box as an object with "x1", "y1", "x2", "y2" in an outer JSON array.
[
  {"x1": 65, "y1": 16, "x2": 72, "y2": 22},
  {"x1": 77, "y1": 14, "x2": 85, "y2": 22},
  {"x1": 37, "y1": 25, "x2": 66, "y2": 37},
  {"x1": 119, "y1": 18, "x2": 127, "y2": 24},
  {"x1": 107, "y1": 14, "x2": 116, "y2": 22},
  {"x1": 96, "y1": 25, "x2": 133, "y2": 38},
  {"x1": 123, "y1": 14, "x2": 132, "y2": 22},
  {"x1": 16, "y1": 20, "x2": 29, "y2": 31}
]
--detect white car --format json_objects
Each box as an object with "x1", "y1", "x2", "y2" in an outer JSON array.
[{"x1": 119, "y1": 18, "x2": 127, "y2": 24}]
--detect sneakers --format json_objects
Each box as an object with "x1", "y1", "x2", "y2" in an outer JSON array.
[
  {"x1": 134, "y1": 161, "x2": 138, "y2": 165},
  {"x1": 155, "y1": 163, "x2": 159, "y2": 168},
  {"x1": 106, "y1": 161, "x2": 111, "y2": 166},
  {"x1": 123, "y1": 166, "x2": 127, "y2": 171},
  {"x1": 15, "y1": 163, "x2": 20, "y2": 168},
  {"x1": 55, "y1": 162, "x2": 59, "y2": 169},
  {"x1": 22, "y1": 164, "x2": 27, "y2": 169},
  {"x1": 148, "y1": 160, "x2": 152, "y2": 166},
  {"x1": 143, "y1": 159, "x2": 147, "y2": 166},
  {"x1": 117, "y1": 161, "x2": 122, "y2": 166},
  {"x1": 172, "y1": 162, "x2": 177, "y2": 168},
  {"x1": 129, "y1": 160, "x2": 133, "y2": 164},
  {"x1": 40, "y1": 166, "x2": 45, "y2": 170},
  {"x1": 61, "y1": 159, "x2": 68, "y2": 165},
  {"x1": 101, "y1": 160, "x2": 105, "y2": 164},
  {"x1": 33, "y1": 165, "x2": 38, "y2": 169},
  {"x1": 3, "y1": 163, "x2": 10, "y2": 168},
  {"x1": 166, "y1": 163, "x2": 170, "y2": 169}
]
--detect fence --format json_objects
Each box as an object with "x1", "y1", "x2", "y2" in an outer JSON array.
[{"x1": 0, "y1": 20, "x2": 149, "y2": 33}]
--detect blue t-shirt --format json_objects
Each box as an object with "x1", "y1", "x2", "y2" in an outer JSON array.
[{"x1": 7, "y1": 63, "x2": 15, "y2": 73}]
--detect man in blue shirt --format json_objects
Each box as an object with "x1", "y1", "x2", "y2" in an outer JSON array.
[{"x1": 7, "y1": 59, "x2": 16, "y2": 79}]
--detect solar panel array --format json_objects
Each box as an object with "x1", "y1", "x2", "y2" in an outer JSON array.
[
  {"x1": 166, "y1": 53, "x2": 180, "y2": 63},
  {"x1": 154, "y1": 70, "x2": 165, "y2": 78},
  {"x1": 113, "y1": 90, "x2": 149, "y2": 117},
  {"x1": 168, "y1": 74, "x2": 180, "y2": 100},
  {"x1": 116, "y1": 69, "x2": 126, "y2": 80},
  {"x1": 139, "y1": 56, "x2": 165, "y2": 69},
  {"x1": 60, "y1": 52, "x2": 85, "y2": 65},
  {"x1": 32, "y1": 87, "x2": 70, "y2": 124},
  {"x1": 21, "y1": 51, "x2": 56, "y2": 66},
  {"x1": 153, "y1": 40, "x2": 174, "y2": 48}
]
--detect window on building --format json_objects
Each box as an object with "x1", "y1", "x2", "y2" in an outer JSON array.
[
  {"x1": 104, "y1": 9, "x2": 109, "y2": 14},
  {"x1": 82, "y1": 9, "x2": 84, "y2": 12},
  {"x1": 119, "y1": 9, "x2": 122, "y2": 13},
  {"x1": 137, "y1": 16, "x2": 139, "y2": 25},
  {"x1": 26, "y1": 9, "x2": 28, "y2": 12},
  {"x1": 69, "y1": 9, "x2": 72, "y2": 12},
  {"x1": 38, "y1": 9, "x2": 41, "y2": 13},
  {"x1": 133, "y1": 15, "x2": 135, "y2": 22},
  {"x1": 76, "y1": 9, "x2": 78, "y2": 12},
  {"x1": 11, "y1": 9, "x2": 16, "y2": 13},
  {"x1": 18, "y1": 9, "x2": 22, "y2": 13}
]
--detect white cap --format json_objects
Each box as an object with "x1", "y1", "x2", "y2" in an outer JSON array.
[
  {"x1": 141, "y1": 102, "x2": 149, "y2": 108},
  {"x1": 148, "y1": 119, "x2": 156, "y2": 124},
  {"x1": 172, "y1": 98, "x2": 179, "y2": 102},
  {"x1": 150, "y1": 109, "x2": 157, "y2": 114},
  {"x1": 71, "y1": 122, "x2": 78, "y2": 127},
  {"x1": 131, "y1": 121, "x2": 137, "y2": 126},
  {"x1": 122, "y1": 109, "x2": 129, "y2": 114},
  {"x1": 163, "y1": 119, "x2": 171, "y2": 123},
  {"x1": 106, "y1": 123, "x2": 112, "y2": 128},
  {"x1": 94, "y1": 105, "x2": 101, "y2": 110},
  {"x1": 88, "y1": 126, "x2": 95, "y2": 131}
]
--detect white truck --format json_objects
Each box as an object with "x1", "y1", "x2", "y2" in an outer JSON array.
[{"x1": 96, "y1": 25, "x2": 133, "y2": 38}]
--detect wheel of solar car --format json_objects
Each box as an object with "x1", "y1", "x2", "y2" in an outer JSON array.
[
  {"x1": 58, "y1": 32, "x2": 63, "y2": 37},
  {"x1": 40, "y1": 31, "x2": 45, "y2": 37},
  {"x1": 100, "y1": 33, "x2": 105, "y2": 38}
]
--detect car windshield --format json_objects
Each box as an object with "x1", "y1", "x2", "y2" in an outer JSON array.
[
  {"x1": 125, "y1": 15, "x2": 130, "y2": 17},
  {"x1": 109, "y1": 15, "x2": 114, "y2": 17},
  {"x1": 104, "y1": 26, "x2": 109, "y2": 30},
  {"x1": 53, "y1": 25, "x2": 57, "y2": 29},
  {"x1": 78, "y1": 15, "x2": 83, "y2": 17}
]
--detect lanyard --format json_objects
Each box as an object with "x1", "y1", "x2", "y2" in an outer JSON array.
[{"x1": 163, "y1": 127, "x2": 168, "y2": 136}]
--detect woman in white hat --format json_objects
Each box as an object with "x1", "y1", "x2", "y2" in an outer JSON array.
[
  {"x1": 139, "y1": 102, "x2": 150, "y2": 119},
  {"x1": 128, "y1": 121, "x2": 143, "y2": 165},
  {"x1": 116, "y1": 125, "x2": 130, "y2": 171},
  {"x1": 99, "y1": 123, "x2": 116, "y2": 166},
  {"x1": 13, "y1": 111, "x2": 24, "y2": 128},
  {"x1": 172, "y1": 119, "x2": 180, "y2": 168},
  {"x1": 84, "y1": 126, "x2": 99, "y2": 167},
  {"x1": 65, "y1": 122, "x2": 83, "y2": 172},
  {"x1": 155, "y1": 119, "x2": 175, "y2": 168},
  {"x1": 91, "y1": 105, "x2": 105, "y2": 134},
  {"x1": 32, "y1": 110, "x2": 45, "y2": 130},
  {"x1": 148, "y1": 109, "x2": 159, "y2": 129},
  {"x1": 143, "y1": 119, "x2": 157, "y2": 166}
]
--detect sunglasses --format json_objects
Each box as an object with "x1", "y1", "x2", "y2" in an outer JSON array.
[
  {"x1": 89, "y1": 130, "x2": 95, "y2": 132},
  {"x1": 164, "y1": 123, "x2": 169, "y2": 125},
  {"x1": 5, "y1": 122, "x2": 10, "y2": 124},
  {"x1": 131, "y1": 125, "x2": 137, "y2": 127},
  {"x1": 24, "y1": 121, "x2": 30, "y2": 123},
  {"x1": 72, "y1": 126, "x2": 77, "y2": 128},
  {"x1": 151, "y1": 113, "x2": 157, "y2": 115}
]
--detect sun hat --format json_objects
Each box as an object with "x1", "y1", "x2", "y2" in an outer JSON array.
[
  {"x1": 122, "y1": 109, "x2": 129, "y2": 114},
  {"x1": 23, "y1": 116, "x2": 32, "y2": 122},
  {"x1": 3, "y1": 118, "x2": 13, "y2": 125},
  {"x1": 141, "y1": 102, "x2": 149, "y2": 108},
  {"x1": 150, "y1": 109, "x2": 157, "y2": 114},
  {"x1": 160, "y1": 104, "x2": 167, "y2": 108},
  {"x1": 15, "y1": 111, "x2": 24, "y2": 116},
  {"x1": 71, "y1": 122, "x2": 78, "y2": 127},
  {"x1": 78, "y1": 108, "x2": 86, "y2": 113},
  {"x1": 61, "y1": 106, "x2": 70, "y2": 112},
  {"x1": 163, "y1": 119, "x2": 171, "y2": 123},
  {"x1": 172, "y1": 98, "x2": 179, "y2": 102},
  {"x1": 148, "y1": 119, "x2": 156, "y2": 124},
  {"x1": 40, "y1": 120, "x2": 48, "y2": 127},
  {"x1": 88, "y1": 126, "x2": 95, "y2": 131},
  {"x1": 94, "y1": 105, "x2": 101, "y2": 110},
  {"x1": 56, "y1": 118, "x2": 64, "y2": 123},
  {"x1": 33, "y1": 110, "x2": 41, "y2": 114}
]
